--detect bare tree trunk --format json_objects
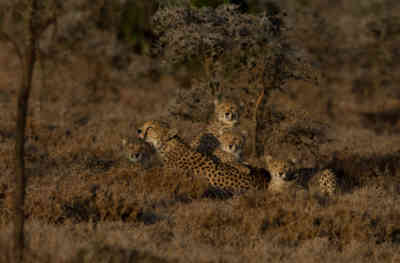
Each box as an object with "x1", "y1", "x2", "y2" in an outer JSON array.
[
  {"x1": 253, "y1": 88, "x2": 265, "y2": 159},
  {"x1": 253, "y1": 52, "x2": 283, "y2": 159},
  {"x1": 14, "y1": 1, "x2": 39, "y2": 262}
]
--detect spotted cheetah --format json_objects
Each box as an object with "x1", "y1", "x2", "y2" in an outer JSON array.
[
  {"x1": 122, "y1": 138, "x2": 156, "y2": 169},
  {"x1": 265, "y1": 155, "x2": 338, "y2": 195},
  {"x1": 265, "y1": 155, "x2": 298, "y2": 193},
  {"x1": 314, "y1": 169, "x2": 338, "y2": 195},
  {"x1": 215, "y1": 130, "x2": 245, "y2": 162},
  {"x1": 191, "y1": 98, "x2": 240, "y2": 157},
  {"x1": 210, "y1": 98, "x2": 240, "y2": 130},
  {"x1": 213, "y1": 130, "x2": 252, "y2": 174},
  {"x1": 136, "y1": 120, "x2": 269, "y2": 194}
]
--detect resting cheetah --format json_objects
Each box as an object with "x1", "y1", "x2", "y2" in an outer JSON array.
[
  {"x1": 265, "y1": 155, "x2": 338, "y2": 195},
  {"x1": 213, "y1": 130, "x2": 252, "y2": 174},
  {"x1": 136, "y1": 120, "x2": 269, "y2": 194},
  {"x1": 122, "y1": 138, "x2": 156, "y2": 169},
  {"x1": 211, "y1": 98, "x2": 240, "y2": 130},
  {"x1": 191, "y1": 99, "x2": 240, "y2": 156},
  {"x1": 215, "y1": 130, "x2": 245, "y2": 162},
  {"x1": 265, "y1": 155, "x2": 298, "y2": 193}
]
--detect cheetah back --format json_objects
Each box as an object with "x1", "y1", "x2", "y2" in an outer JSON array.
[{"x1": 160, "y1": 137, "x2": 257, "y2": 193}]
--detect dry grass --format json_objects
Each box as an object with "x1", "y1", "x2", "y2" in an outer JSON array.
[{"x1": 0, "y1": 1, "x2": 400, "y2": 262}]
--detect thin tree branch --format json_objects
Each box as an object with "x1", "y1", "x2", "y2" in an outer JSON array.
[{"x1": 0, "y1": 31, "x2": 24, "y2": 66}]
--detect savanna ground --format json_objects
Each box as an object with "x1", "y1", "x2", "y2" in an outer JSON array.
[{"x1": 1, "y1": 0, "x2": 400, "y2": 262}]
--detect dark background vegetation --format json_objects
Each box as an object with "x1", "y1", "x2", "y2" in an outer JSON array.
[{"x1": 0, "y1": 0, "x2": 400, "y2": 262}]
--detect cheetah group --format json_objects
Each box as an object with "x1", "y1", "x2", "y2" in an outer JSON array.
[{"x1": 123, "y1": 98, "x2": 340, "y2": 196}]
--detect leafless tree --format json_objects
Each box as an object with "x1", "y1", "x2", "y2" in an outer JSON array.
[{"x1": 0, "y1": 0, "x2": 58, "y2": 261}]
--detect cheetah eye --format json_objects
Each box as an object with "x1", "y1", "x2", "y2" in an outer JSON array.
[
  {"x1": 229, "y1": 144, "x2": 233, "y2": 150},
  {"x1": 225, "y1": 112, "x2": 230, "y2": 117},
  {"x1": 137, "y1": 129, "x2": 142, "y2": 135},
  {"x1": 134, "y1": 153, "x2": 142, "y2": 159},
  {"x1": 279, "y1": 172, "x2": 285, "y2": 177}
]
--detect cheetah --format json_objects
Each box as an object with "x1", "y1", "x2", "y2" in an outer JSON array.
[
  {"x1": 136, "y1": 120, "x2": 269, "y2": 194},
  {"x1": 265, "y1": 155, "x2": 339, "y2": 195},
  {"x1": 209, "y1": 98, "x2": 240, "y2": 131},
  {"x1": 214, "y1": 130, "x2": 252, "y2": 174},
  {"x1": 314, "y1": 169, "x2": 338, "y2": 196},
  {"x1": 265, "y1": 155, "x2": 298, "y2": 193},
  {"x1": 122, "y1": 137, "x2": 156, "y2": 169},
  {"x1": 215, "y1": 130, "x2": 245, "y2": 162},
  {"x1": 191, "y1": 98, "x2": 241, "y2": 157}
]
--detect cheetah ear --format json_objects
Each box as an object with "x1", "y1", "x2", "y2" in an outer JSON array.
[{"x1": 167, "y1": 128, "x2": 178, "y2": 139}]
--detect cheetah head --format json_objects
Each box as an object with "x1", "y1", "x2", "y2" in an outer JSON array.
[
  {"x1": 265, "y1": 155, "x2": 296, "y2": 181},
  {"x1": 137, "y1": 120, "x2": 178, "y2": 151},
  {"x1": 214, "y1": 99, "x2": 240, "y2": 128},
  {"x1": 122, "y1": 138, "x2": 154, "y2": 165},
  {"x1": 219, "y1": 131, "x2": 246, "y2": 161}
]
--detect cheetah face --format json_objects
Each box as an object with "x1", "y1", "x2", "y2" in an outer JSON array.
[
  {"x1": 137, "y1": 120, "x2": 177, "y2": 151},
  {"x1": 219, "y1": 131, "x2": 245, "y2": 161},
  {"x1": 122, "y1": 138, "x2": 153, "y2": 164},
  {"x1": 128, "y1": 150, "x2": 145, "y2": 163},
  {"x1": 214, "y1": 100, "x2": 240, "y2": 128},
  {"x1": 265, "y1": 155, "x2": 295, "y2": 181}
]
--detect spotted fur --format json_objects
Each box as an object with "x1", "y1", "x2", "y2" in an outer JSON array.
[
  {"x1": 216, "y1": 131, "x2": 245, "y2": 162},
  {"x1": 265, "y1": 155, "x2": 297, "y2": 192},
  {"x1": 316, "y1": 169, "x2": 338, "y2": 195},
  {"x1": 213, "y1": 130, "x2": 251, "y2": 174},
  {"x1": 191, "y1": 99, "x2": 240, "y2": 156},
  {"x1": 137, "y1": 120, "x2": 269, "y2": 193},
  {"x1": 265, "y1": 155, "x2": 338, "y2": 195}
]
